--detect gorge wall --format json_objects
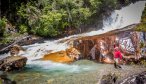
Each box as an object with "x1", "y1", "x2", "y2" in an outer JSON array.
[{"x1": 73, "y1": 24, "x2": 146, "y2": 63}]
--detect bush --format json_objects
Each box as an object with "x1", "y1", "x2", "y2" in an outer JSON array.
[
  {"x1": 0, "y1": 18, "x2": 7, "y2": 37},
  {"x1": 135, "y1": 23, "x2": 146, "y2": 32},
  {"x1": 0, "y1": 38, "x2": 11, "y2": 44},
  {"x1": 18, "y1": 24, "x2": 28, "y2": 34}
]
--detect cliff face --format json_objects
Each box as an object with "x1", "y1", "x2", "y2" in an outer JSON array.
[{"x1": 73, "y1": 24, "x2": 146, "y2": 63}]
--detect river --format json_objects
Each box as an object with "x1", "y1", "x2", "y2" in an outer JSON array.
[{"x1": 1, "y1": 1, "x2": 146, "y2": 84}]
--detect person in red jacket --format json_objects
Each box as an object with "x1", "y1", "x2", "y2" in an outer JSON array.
[{"x1": 113, "y1": 46, "x2": 122, "y2": 69}]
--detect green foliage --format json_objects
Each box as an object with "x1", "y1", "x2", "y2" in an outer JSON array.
[
  {"x1": 135, "y1": 4, "x2": 146, "y2": 32},
  {"x1": 16, "y1": 0, "x2": 118, "y2": 37},
  {"x1": 141, "y1": 4, "x2": 146, "y2": 23},
  {"x1": 37, "y1": 11, "x2": 63, "y2": 36},
  {"x1": 0, "y1": 18, "x2": 7, "y2": 37},
  {"x1": 0, "y1": 38, "x2": 11, "y2": 44},
  {"x1": 19, "y1": 24, "x2": 28, "y2": 34},
  {"x1": 135, "y1": 23, "x2": 146, "y2": 32},
  {"x1": 100, "y1": 0, "x2": 117, "y2": 9}
]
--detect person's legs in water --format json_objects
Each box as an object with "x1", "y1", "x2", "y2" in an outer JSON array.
[{"x1": 114, "y1": 62, "x2": 117, "y2": 68}]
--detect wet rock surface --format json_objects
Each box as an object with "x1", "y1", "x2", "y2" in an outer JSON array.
[
  {"x1": 73, "y1": 24, "x2": 146, "y2": 63},
  {"x1": 100, "y1": 73, "x2": 117, "y2": 84},
  {"x1": 0, "y1": 56, "x2": 27, "y2": 71},
  {"x1": 97, "y1": 64, "x2": 146, "y2": 84},
  {"x1": 119, "y1": 71, "x2": 146, "y2": 84},
  {"x1": 99, "y1": 70, "x2": 146, "y2": 84}
]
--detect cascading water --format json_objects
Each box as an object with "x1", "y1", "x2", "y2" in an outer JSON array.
[
  {"x1": 84, "y1": 1, "x2": 146, "y2": 36},
  {"x1": 26, "y1": 1, "x2": 145, "y2": 59},
  {"x1": 1, "y1": 1, "x2": 146, "y2": 83}
]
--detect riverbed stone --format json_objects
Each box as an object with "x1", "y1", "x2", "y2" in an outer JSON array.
[
  {"x1": 119, "y1": 71, "x2": 146, "y2": 84},
  {"x1": 0, "y1": 56, "x2": 27, "y2": 71},
  {"x1": 100, "y1": 73, "x2": 117, "y2": 84}
]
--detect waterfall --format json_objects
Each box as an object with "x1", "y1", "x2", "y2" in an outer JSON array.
[
  {"x1": 84, "y1": 1, "x2": 146, "y2": 36},
  {"x1": 0, "y1": 1, "x2": 146, "y2": 72}
]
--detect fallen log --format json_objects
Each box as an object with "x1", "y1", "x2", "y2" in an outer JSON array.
[{"x1": 0, "y1": 36, "x2": 31, "y2": 52}]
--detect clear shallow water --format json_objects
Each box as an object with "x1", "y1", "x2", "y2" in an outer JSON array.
[
  {"x1": 8, "y1": 60, "x2": 146, "y2": 84},
  {"x1": 8, "y1": 60, "x2": 105, "y2": 84}
]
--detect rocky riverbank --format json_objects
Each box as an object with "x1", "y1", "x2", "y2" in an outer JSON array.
[
  {"x1": 98, "y1": 64, "x2": 146, "y2": 84},
  {"x1": 118, "y1": 71, "x2": 146, "y2": 84}
]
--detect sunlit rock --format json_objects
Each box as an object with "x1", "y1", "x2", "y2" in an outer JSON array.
[
  {"x1": 42, "y1": 47, "x2": 80, "y2": 63},
  {"x1": 73, "y1": 24, "x2": 146, "y2": 63}
]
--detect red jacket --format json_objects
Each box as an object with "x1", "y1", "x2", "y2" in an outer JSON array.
[{"x1": 114, "y1": 50, "x2": 122, "y2": 59}]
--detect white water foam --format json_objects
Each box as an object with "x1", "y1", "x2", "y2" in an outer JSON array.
[
  {"x1": 0, "y1": 1, "x2": 146, "y2": 72},
  {"x1": 83, "y1": 1, "x2": 146, "y2": 36},
  {"x1": 27, "y1": 60, "x2": 93, "y2": 73}
]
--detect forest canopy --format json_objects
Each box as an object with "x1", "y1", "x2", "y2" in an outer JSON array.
[{"x1": 0, "y1": 0, "x2": 136, "y2": 37}]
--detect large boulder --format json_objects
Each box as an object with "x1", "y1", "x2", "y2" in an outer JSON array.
[
  {"x1": 73, "y1": 24, "x2": 146, "y2": 63},
  {"x1": 42, "y1": 51, "x2": 73, "y2": 63},
  {"x1": 0, "y1": 56, "x2": 27, "y2": 71},
  {"x1": 42, "y1": 47, "x2": 80, "y2": 63}
]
